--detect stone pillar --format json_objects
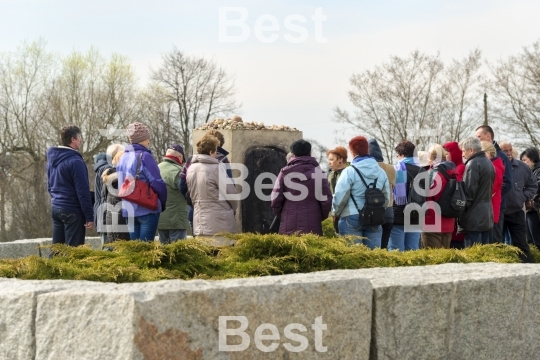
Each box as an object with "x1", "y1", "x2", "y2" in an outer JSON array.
[{"x1": 192, "y1": 128, "x2": 303, "y2": 233}]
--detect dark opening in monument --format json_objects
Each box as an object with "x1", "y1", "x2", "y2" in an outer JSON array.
[{"x1": 242, "y1": 146, "x2": 287, "y2": 233}]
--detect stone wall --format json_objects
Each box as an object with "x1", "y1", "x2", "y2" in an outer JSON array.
[
  {"x1": 0, "y1": 237, "x2": 102, "y2": 259},
  {"x1": 1, "y1": 263, "x2": 540, "y2": 359}
]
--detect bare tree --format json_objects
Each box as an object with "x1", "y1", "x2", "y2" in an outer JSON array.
[
  {"x1": 45, "y1": 48, "x2": 138, "y2": 161},
  {"x1": 0, "y1": 40, "x2": 55, "y2": 241},
  {"x1": 488, "y1": 41, "x2": 540, "y2": 148},
  {"x1": 333, "y1": 50, "x2": 484, "y2": 163},
  {"x1": 0, "y1": 43, "x2": 139, "y2": 241},
  {"x1": 306, "y1": 138, "x2": 329, "y2": 169},
  {"x1": 437, "y1": 49, "x2": 485, "y2": 142},
  {"x1": 135, "y1": 84, "x2": 181, "y2": 160},
  {"x1": 150, "y1": 47, "x2": 239, "y2": 155}
]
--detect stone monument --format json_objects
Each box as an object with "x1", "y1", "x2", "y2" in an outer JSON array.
[{"x1": 192, "y1": 116, "x2": 302, "y2": 233}]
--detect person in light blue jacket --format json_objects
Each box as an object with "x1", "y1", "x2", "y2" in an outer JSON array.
[{"x1": 332, "y1": 136, "x2": 390, "y2": 249}]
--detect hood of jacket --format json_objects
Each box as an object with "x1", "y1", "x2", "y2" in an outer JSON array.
[
  {"x1": 93, "y1": 153, "x2": 109, "y2": 172},
  {"x1": 191, "y1": 154, "x2": 219, "y2": 165},
  {"x1": 47, "y1": 146, "x2": 83, "y2": 167},
  {"x1": 281, "y1": 156, "x2": 320, "y2": 178},
  {"x1": 368, "y1": 138, "x2": 384, "y2": 162},
  {"x1": 443, "y1": 141, "x2": 464, "y2": 167},
  {"x1": 350, "y1": 156, "x2": 384, "y2": 180}
]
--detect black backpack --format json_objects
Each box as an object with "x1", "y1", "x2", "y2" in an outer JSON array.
[
  {"x1": 433, "y1": 166, "x2": 466, "y2": 218},
  {"x1": 350, "y1": 166, "x2": 387, "y2": 227},
  {"x1": 406, "y1": 164, "x2": 427, "y2": 205}
]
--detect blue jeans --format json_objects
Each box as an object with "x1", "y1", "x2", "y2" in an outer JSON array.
[
  {"x1": 388, "y1": 225, "x2": 420, "y2": 251},
  {"x1": 51, "y1": 207, "x2": 86, "y2": 247},
  {"x1": 504, "y1": 227, "x2": 512, "y2": 245},
  {"x1": 158, "y1": 229, "x2": 187, "y2": 244},
  {"x1": 464, "y1": 230, "x2": 492, "y2": 247},
  {"x1": 338, "y1": 214, "x2": 382, "y2": 249},
  {"x1": 129, "y1": 213, "x2": 160, "y2": 242}
]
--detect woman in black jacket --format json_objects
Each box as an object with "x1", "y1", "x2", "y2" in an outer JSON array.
[{"x1": 520, "y1": 147, "x2": 540, "y2": 247}]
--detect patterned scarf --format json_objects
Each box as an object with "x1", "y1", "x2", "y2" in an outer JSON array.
[{"x1": 393, "y1": 157, "x2": 417, "y2": 205}]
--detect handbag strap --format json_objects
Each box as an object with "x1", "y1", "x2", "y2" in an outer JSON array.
[{"x1": 134, "y1": 152, "x2": 143, "y2": 179}]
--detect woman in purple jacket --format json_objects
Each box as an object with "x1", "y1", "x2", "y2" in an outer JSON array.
[
  {"x1": 116, "y1": 122, "x2": 167, "y2": 241},
  {"x1": 271, "y1": 140, "x2": 332, "y2": 235}
]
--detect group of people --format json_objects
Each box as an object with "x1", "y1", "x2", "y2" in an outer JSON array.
[
  {"x1": 46, "y1": 122, "x2": 540, "y2": 263},
  {"x1": 47, "y1": 123, "x2": 238, "y2": 248},
  {"x1": 270, "y1": 126, "x2": 540, "y2": 263}
]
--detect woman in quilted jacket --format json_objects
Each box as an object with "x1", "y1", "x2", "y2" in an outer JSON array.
[
  {"x1": 271, "y1": 139, "x2": 333, "y2": 236},
  {"x1": 187, "y1": 135, "x2": 238, "y2": 236}
]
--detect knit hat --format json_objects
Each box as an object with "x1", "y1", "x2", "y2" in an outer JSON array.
[
  {"x1": 290, "y1": 139, "x2": 311, "y2": 157},
  {"x1": 126, "y1": 122, "x2": 150, "y2": 144},
  {"x1": 169, "y1": 144, "x2": 185, "y2": 159}
]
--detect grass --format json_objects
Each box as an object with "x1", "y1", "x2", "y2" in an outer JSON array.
[{"x1": 0, "y1": 219, "x2": 536, "y2": 283}]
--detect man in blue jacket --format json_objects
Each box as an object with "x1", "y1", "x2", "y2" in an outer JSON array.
[{"x1": 47, "y1": 125, "x2": 94, "y2": 246}]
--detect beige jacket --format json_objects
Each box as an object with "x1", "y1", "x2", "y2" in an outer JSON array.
[
  {"x1": 378, "y1": 162, "x2": 396, "y2": 206},
  {"x1": 187, "y1": 154, "x2": 239, "y2": 236}
]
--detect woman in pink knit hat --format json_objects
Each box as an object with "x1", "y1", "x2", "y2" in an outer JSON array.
[{"x1": 116, "y1": 122, "x2": 168, "y2": 241}]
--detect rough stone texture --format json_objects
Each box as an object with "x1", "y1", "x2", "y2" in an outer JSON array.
[
  {"x1": 0, "y1": 279, "x2": 105, "y2": 360},
  {"x1": 356, "y1": 263, "x2": 540, "y2": 360},
  {"x1": 3, "y1": 263, "x2": 540, "y2": 359},
  {"x1": 0, "y1": 237, "x2": 107, "y2": 259},
  {"x1": 192, "y1": 129, "x2": 303, "y2": 232},
  {"x1": 0, "y1": 238, "x2": 52, "y2": 259},
  {"x1": 33, "y1": 271, "x2": 372, "y2": 360},
  {"x1": 84, "y1": 236, "x2": 102, "y2": 250}
]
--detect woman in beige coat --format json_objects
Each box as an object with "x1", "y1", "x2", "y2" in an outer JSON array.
[{"x1": 187, "y1": 135, "x2": 239, "y2": 236}]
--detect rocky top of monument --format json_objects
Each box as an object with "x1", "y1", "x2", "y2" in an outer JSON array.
[{"x1": 194, "y1": 115, "x2": 300, "y2": 131}]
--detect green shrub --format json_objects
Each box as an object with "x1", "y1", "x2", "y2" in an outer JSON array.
[
  {"x1": 0, "y1": 231, "x2": 531, "y2": 283},
  {"x1": 322, "y1": 217, "x2": 338, "y2": 238}
]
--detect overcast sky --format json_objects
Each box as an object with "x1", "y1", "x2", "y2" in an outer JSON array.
[{"x1": 1, "y1": 0, "x2": 539, "y2": 153}]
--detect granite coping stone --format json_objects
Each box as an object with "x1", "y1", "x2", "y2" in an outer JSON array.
[
  {"x1": 1, "y1": 263, "x2": 540, "y2": 359},
  {"x1": 1, "y1": 271, "x2": 374, "y2": 360}
]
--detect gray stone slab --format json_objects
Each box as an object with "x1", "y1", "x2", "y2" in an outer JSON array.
[
  {"x1": 0, "y1": 279, "x2": 105, "y2": 360},
  {"x1": 0, "y1": 238, "x2": 51, "y2": 259},
  {"x1": 34, "y1": 272, "x2": 373, "y2": 360},
  {"x1": 355, "y1": 263, "x2": 540, "y2": 360},
  {"x1": 4, "y1": 261, "x2": 540, "y2": 359},
  {"x1": 84, "y1": 236, "x2": 102, "y2": 250}
]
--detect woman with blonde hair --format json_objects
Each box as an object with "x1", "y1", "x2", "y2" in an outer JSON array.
[
  {"x1": 481, "y1": 141, "x2": 504, "y2": 228},
  {"x1": 421, "y1": 144, "x2": 459, "y2": 249},
  {"x1": 187, "y1": 135, "x2": 239, "y2": 236},
  {"x1": 101, "y1": 149, "x2": 130, "y2": 243}
]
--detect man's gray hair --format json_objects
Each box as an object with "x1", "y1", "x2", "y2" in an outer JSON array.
[
  {"x1": 459, "y1": 137, "x2": 482, "y2": 153},
  {"x1": 498, "y1": 140, "x2": 512, "y2": 147}
]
